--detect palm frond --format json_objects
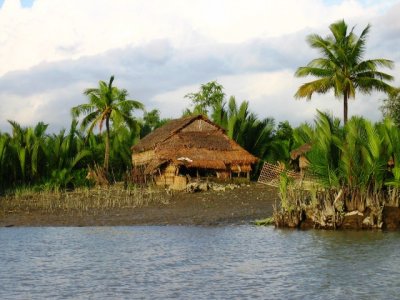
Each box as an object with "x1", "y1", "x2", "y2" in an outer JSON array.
[
  {"x1": 356, "y1": 77, "x2": 395, "y2": 94},
  {"x1": 295, "y1": 66, "x2": 333, "y2": 78},
  {"x1": 116, "y1": 99, "x2": 145, "y2": 111},
  {"x1": 71, "y1": 103, "x2": 96, "y2": 118},
  {"x1": 295, "y1": 78, "x2": 334, "y2": 99}
]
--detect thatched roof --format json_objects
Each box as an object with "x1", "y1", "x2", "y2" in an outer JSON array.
[
  {"x1": 132, "y1": 114, "x2": 224, "y2": 152},
  {"x1": 290, "y1": 143, "x2": 312, "y2": 160},
  {"x1": 158, "y1": 131, "x2": 231, "y2": 151},
  {"x1": 132, "y1": 114, "x2": 258, "y2": 172}
]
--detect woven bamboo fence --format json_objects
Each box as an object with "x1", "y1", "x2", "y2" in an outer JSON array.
[
  {"x1": 257, "y1": 162, "x2": 301, "y2": 187},
  {"x1": 258, "y1": 162, "x2": 319, "y2": 190}
]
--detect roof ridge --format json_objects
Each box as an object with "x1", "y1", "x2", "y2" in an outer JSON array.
[{"x1": 132, "y1": 114, "x2": 214, "y2": 152}]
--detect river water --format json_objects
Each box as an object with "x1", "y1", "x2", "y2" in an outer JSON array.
[{"x1": 1, "y1": 226, "x2": 399, "y2": 299}]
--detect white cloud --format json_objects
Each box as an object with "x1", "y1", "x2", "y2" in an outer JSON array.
[
  {"x1": 0, "y1": 0, "x2": 399, "y2": 131},
  {"x1": 151, "y1": 69, "x2": 390, "y2": 126},
  {"x1": 0, "y1": 0, "x2": 394, "y2": 75}
]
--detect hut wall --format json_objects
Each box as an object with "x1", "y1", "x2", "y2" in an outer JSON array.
[
  {"x1": 181, "y1": 119, "x2": 218, "y2": 132},
  {"x1": 216, "y1": 171, "x2": 230, "y2": 179},
  {"x1": 154, "y1": 164, "x2": 175, "y2": 187},
  {"x1": 154, "y1": 164, "x2": 185, "y2": 189},
  {"x1": 132, "y1": 150, "x2": 155, "y2": 165},
  {"x1": 299, "y1": 156, "x2": 309, "y2": 170},
  {"x1": 172, "y1": 176, "x2": 187, "y2": 191},
  {"x1": 154, "y1": 173, "x2": 187, "y2": 191},
  {"x1": 155, "y1": 175, "x2": 173, "y2": 186},
  {"x1": 164, "y1": 164, "x2": 178, "y2": 176}
]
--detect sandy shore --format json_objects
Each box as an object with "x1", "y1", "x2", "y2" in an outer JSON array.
[{"x1": 0, "y1": 184, "x2": 278, "y2": 227}]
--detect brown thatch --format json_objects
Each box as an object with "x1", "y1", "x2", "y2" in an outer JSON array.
[
  {"x1": 132, "y1": 114, "x2": 258, "y2": 174},
  {"x1": 143, "y1": 159, "x2": 167, "y2": 175},
  {"x1": 132, "y1": 115, "x2": 225, "y2": 152},
  {"x1": 159, "y1": 131, "x2": 231, "y2": 151},
  {"x1": 158, "y1": 144, "x2": 257, "y2": 166},
  {"x1": 290, "y1": 143, "x2": 312, "y2": 160}
]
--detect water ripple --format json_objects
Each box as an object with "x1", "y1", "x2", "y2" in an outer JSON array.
[{"x1": 1, "y1": 226, "x2": 400, "y2": 299}]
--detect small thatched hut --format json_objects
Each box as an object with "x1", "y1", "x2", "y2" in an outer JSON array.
[
  {"x1": 290, "y1": 143, "x2": 312, "y2": 172},
  {"x1": 131, "y1": 114, "x2": 258, "y2": 190}
]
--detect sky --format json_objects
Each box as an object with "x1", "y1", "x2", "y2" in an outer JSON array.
[{"x1": 0, "y1": 0, "x2": 399, "y2": 132}]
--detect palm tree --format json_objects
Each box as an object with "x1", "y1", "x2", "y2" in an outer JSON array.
[
  {"x1": 214, "y1": 96, "x2": 285, "y2": 164},
  {"x1": 46, "y1": 120, "x2": 92, "y2": 189},
  {"x1": 0, "y1": 132, "x2": 10, "y2": 190},
  {"x1": 71, "y1": 75, "x2": 144, "y2": 173},
  {"x1": 294, "y1": 111, "x2": 343, "y2": 188},
  {"x1": 8, "y1": 120, "x2": 49, "y2": 182},
  {"x1": 295, "y1": 20, "x2": 394, "y2": 124}
]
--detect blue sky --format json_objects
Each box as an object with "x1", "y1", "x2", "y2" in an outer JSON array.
[
  {"x1": 0, "y1": 0, "x2": 33, "y2": 8},
  {"x1": 0, "y1": 0, "x2": 399, "y2": 132}
]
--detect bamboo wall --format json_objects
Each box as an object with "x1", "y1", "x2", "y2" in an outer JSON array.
[{"x1": 155, "y1": 164, "x2": 187, "y2": 191}]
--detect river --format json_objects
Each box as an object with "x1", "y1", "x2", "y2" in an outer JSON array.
[{"x1": 1, "y1": 226, "x2": 399, "y2": 299}]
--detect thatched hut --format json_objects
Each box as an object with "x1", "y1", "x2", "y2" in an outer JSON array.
[
  {"x1": 131, "y1": 115, "x2": 258, "y2": 190},
  {"x1": 290, "y1": 143, "x2": 312, "y2": 175}
]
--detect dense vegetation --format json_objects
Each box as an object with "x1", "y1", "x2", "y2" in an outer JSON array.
[
  {"x1": 294, "y1": 112, "x2": 400, "y2": 199},
  {"x1": 275, "y1": 20, "x2": 399, "y2": 229},
  {"x1": 184, "y1": 81, "x2": 292, "y2": 173},
  {"x1": 0, "y1": 78, "x2": 294, "y2": 194},
  {"x1": 381, "y1": 90, "x2": 400, "y2": 127},
  {"x1": 1, "y1": 19, "x2": 398, "y2": 216},
  {"x1": 295, "y1": 20, "x2": 394, "y2": 124},
  {"x1": 275, "y1": 112, "x2": 400, "y2": 229}
]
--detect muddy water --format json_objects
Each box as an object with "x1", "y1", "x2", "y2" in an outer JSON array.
[{"x1": 1, "y1": 226, "x2": 399, "y2": 299}]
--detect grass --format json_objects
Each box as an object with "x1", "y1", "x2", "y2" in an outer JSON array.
[
  {"x1": 0, "y1": 184, "x2": 170, "y2": 215},
  {"x1": 254, "y1": 216, "x2": 274, "y2": 226}
]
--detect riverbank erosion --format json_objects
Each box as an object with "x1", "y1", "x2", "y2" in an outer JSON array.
[
  {"x1": 0, "y1": 183, "x2": 278, "y2": 227},
  {"x1": 273, "y1": 187, "x2": 400, "y2": 230}
]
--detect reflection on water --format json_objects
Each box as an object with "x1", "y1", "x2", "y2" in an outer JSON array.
[{"x1": 1, "y1": 226, "x2": 399, "y2": 299}]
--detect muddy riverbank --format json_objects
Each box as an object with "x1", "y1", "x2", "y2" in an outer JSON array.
[{"x1": 0, "y1": 183, "x2": 278, "y2": 227}]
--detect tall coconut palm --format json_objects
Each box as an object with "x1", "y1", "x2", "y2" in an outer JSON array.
[
  {"x1": 71, "y1": 75, "x2": 144, "y2": 173},
  {"x1": 295, "y1": 20, "x2": 394, "y2": 124}
]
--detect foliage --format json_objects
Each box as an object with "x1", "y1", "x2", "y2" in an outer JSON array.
[
  {"x1": 71, "y1": 75, "x2": 144, "y2": 172},
  {"x1": 254, "y1": 216, "x2": 274, "y2": 226},
  {"x1": 0, "y1": 76, "x2": 146, "y2": 193},
  {"x1": 275, "y1": 121, "x2": 294, "y2": 144},
  {"x1": 0, "y1": 117, "x2": 143, "y2": 192},
  {"x1": 3, "y1": 79, "x2": 290, "y2": 191},
  {"x1": 381, "y1": 89, "x2": 400, "y2": 127},
  {"x1": 0, "y1": 121, "x2": 91, "y2": 192},
  {"x1": 184, "y1": 82, "x2": 294, "y2": 173},
  {"x1": 295, "y1": 20, "x2": 394, "y2": 124},
  {"x1": 140, "y1": 109, "x2": 170, "y2": 138},
  {"x1": 293, "y1": 112, "x2": 400, "y2": 205},
  {"x1": 184, "y1": 81, "x2": 225, "y2": 115}
]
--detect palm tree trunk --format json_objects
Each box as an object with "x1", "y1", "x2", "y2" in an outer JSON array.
[
  {"x1": 343, "y1": 92, "x2": 348, "y2": 125},
  {"x1": 104, "y1": 117, "x2": 110, "y2": 173}
]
